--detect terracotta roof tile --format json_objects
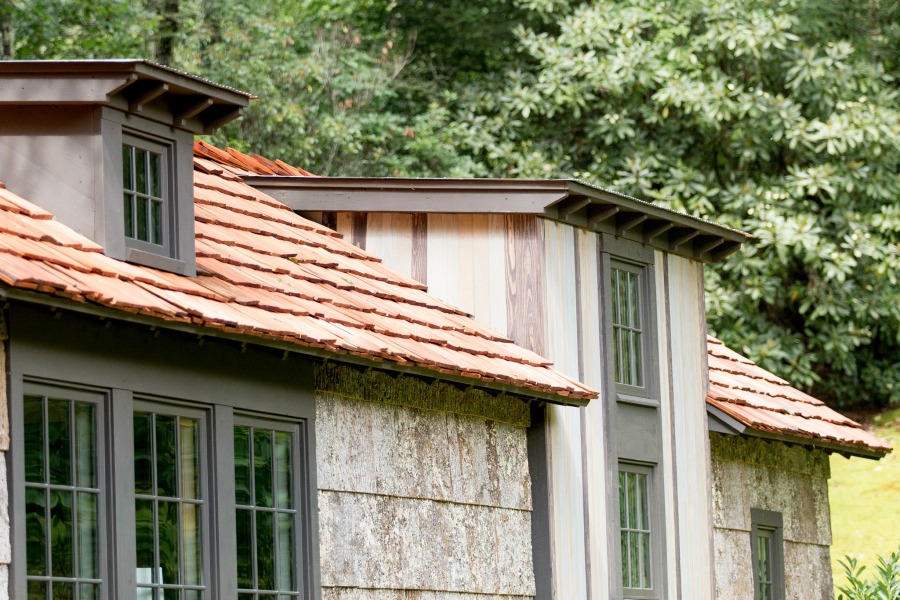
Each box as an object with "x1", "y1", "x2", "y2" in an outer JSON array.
[
  {"x1": 707, "y1": 336, "x2": 890, "y2": 456},
  {"x1": 0, "y1": 146, "x2": 597, "y2": 403}
]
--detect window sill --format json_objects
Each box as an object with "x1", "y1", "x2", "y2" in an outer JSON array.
[
  {"x1": 616, "y1": 392, "x2": 659, "y2": 408},
  {"x1": 126, "y1": 247, "x2": 194, "y2": 276}
]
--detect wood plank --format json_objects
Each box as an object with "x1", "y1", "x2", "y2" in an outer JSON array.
[
  {"x1": 411, "y1": 213, "x2": 428, "y2": 285},
  {"x1": 365, "y1": 213, "x2": 414, "y2": 278},
  {"x1": 334, "y1": 212, "x2": 354, "y2": 240},
  {"x1": 666, "y1": 254, "x2": 715, "y2": 599},
  {"x1": 505, "y1": 215, "x2": 544, "y2": 355},
  {"x1": 426, "y1": 214, "x2": 461, "y2": 308},
  {"x1": 655, "y1": 250, "x2": 682, "y2": 598},
  {"x1": 576, "y1": 229, "x2": 611, "y2": 599},
  {"x1": 457, "y1": 214, "x2": 477, "y2": 314},
  {"x1": 351, "y1": 212, "x2": 368, "y2": 250},
  {"x1": 486, "y1": 215, "x2": 509, "y2": 334}
]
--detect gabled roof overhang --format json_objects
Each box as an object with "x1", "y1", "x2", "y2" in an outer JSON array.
[
  {"x1": 246, "y1": 176, "x2": 750, "y2": 263},
  {"x1": 0, "y1": 59, "x2": 252, "y2": 134}
]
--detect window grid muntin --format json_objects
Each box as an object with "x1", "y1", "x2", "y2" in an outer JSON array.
[
  {"x1": 611, "y1": 267, "x2": 644, "y2": 388},
  {"x1": 123, "y1": 143, "x2": 166, "y2": 246},
  {"x1": 235, "y1": 423, "x2": 300, "y2": 598},
  {"x1": 619, "y1": 467, "x2": 652, "y2": 591},
  {"x1": 134, "y1": 409, "x2": 205, "y2": 600},
  {"x1": 23, "y1": 393, "x2": 102, "y2": 599}
]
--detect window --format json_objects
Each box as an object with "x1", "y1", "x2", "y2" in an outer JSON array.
[
  {"x1": 750, "y1": 509, "x2": 784, "y2": 600},
  {"x1": 133, "y1": 405, "x2": 206, "y2": 600},
  {"x1": 618, "y1": 464, "x2": 655, "y2": 598},
  {"x1": 22, "y1": 387, "x2": 104, "y2": 600},
  {"x1": 123, "y1": 141, "x2": 168, "y2": 247},
  {"x1": 234, "y1": 419, "x2": 302, "y2": 599},
  {"x1": 611, "y1": 265, "x2": 644, "y2": 389},
  {"x1": 13, "y1": 384, "x2": 313, "y2": 600}
]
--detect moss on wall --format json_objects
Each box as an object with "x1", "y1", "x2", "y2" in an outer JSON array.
[{"x1": 315, "y1": 362, "x2": 531, "y2": 427}]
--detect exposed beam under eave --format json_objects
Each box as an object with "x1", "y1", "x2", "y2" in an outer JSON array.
[{"x1": 244, "y1": 175, "x2": 750, "y2": 264}]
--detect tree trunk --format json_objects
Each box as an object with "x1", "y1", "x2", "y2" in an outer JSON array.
[
  {"x1": 0, "y1": 0, "x2": 14, "y2": 60},
  {"x1": 155, "y1": 0, "x2": 179, "y2": 66}
]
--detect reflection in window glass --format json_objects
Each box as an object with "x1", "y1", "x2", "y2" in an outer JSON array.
[
  {"x1": 122, "y1": 143, "x2": 165, "y2": 246},
  {"x1": 134, "y1": 411, "x2": 204, "y2": 600},
  {"x1": 23, "y1": 393, "x2": 100, "y2": 599},
  {"x1": 234, "y1": 425, "x2": 298, "y2": 598},
  {"x1": 611, "y1": 267, "x2": 643, "y2": 387},
  {"x1": 619, "y1": 468, "x2": 651, "y2": 590}
]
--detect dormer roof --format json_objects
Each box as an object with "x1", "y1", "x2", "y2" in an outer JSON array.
[{"x1": 0, "y1": 59, "x2": 252, "y2": 134}]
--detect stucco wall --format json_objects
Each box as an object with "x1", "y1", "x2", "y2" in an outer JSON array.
[
  {"x1": 710, "y1": 433, "x2": 833, "y2": 600},
  {"x1": 315, "y1": 362, "x2": 536, "y2": 600}
]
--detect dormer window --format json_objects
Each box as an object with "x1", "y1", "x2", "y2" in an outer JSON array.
[
  {"x1": 0, "y1": 60, "x2": 251, "y2": 277},
  {"x1": 123, "y1": 135, "x2": 170, "y2": 250}
]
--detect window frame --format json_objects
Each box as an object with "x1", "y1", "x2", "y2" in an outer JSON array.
[
  {"x1": 615, "y1": 462, "x2": 663, "y2": 600},
  {"x1": 122, "y1": 133, "x2": 174, "y2": 256},
  {"x1": 7, "y1": 305, "x2": 321, "y2": 600},
  {"x1": 15, "y1": 382, "x2": 110, "y2": 600},
  {"x1": 750, "y1": 509, "x2": 785, "y2": 600},
  {"x1": 99, "y1": 108, "x2": 197, "y2": 276}
]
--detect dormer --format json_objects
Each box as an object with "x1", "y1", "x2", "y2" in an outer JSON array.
[{"x1": 0, "y1": 60, "x2": 252, "y2": 275}]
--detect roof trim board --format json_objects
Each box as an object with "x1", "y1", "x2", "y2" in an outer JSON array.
[
  {"x1": 0, "y1": 60, "x2": 252, "y2": 134},
  {"x1": 244, "y1": 176, "x2": 749, "y2": 264}
]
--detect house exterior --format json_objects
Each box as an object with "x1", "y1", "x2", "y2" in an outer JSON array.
[
  {"x1": 0, "y1": 60, "x2": 889, "y2": 600},
  {"x1": 0, "y1": 60, "x2": 598, "y2": 600},
  {"x1": 225, "y1": 157, "x2": 890, "y2": 600}
]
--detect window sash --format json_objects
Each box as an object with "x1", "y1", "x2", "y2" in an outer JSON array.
[
  {"x1": 21, "y1": 385, "x2": 106, "y2": 600},
  {"x1": 618, "y1": 465, "x2": 653, "y2": 593},
  {"x1": 121, "y1": 132, "x2": 172, "y2": 255},
  {"x1": 611, "y1": 265, "x2": 644, "y2": 389}
]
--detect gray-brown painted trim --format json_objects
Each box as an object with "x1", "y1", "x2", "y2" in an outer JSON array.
[
  {"x1": 528, "y1": 403, "x2": 553, "y2": 600},
  {"x1": 247, "y1": 177, "x2": 748, "y2": 264},
  {"x1": 0, "y1": 59, "x2": 250, "y2": 134},
  {"x1": 706, "y1": 404, "x2": 748, "y2": 435}
]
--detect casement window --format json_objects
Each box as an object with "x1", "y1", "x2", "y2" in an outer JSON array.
[
  {"x1": 13, "y1": 382, "x2": 313, "y2": 600},
  {"x1": 750, "y1": 509, "x2": 784, "y2": 600},
  {"x1": 611, "y1": 265, "x2": 644, "y2": 388},
  {"x1": 122, "y1": 136, "x2": 171, "y2": 252},
  {"x1": 22, "y1": 386, "x2": 106, "y2": 600},
  {"x1": 617, "y1": 464, "x2": 662, "y2": 599}
]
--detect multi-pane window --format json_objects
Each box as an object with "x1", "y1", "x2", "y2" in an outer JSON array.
[
  {"x1": 755, "y1": 528, "x2": 773, "y2": 600},
  {"x1": 611, "y1": 266, "x2": 644, "y2": 388},
  {"x1": 123, "y1": 140, "x2": 167, "y2": 246},
  {"x1": 23, "y1": 390, "x2": 102, "y2": 600},
  {"x1": 751, "y1": 509, "x2": 784, "y2": 600},
  {"x1": 134, "y1": 408, "x2": 205, "y2": 600},
  {"x1": 619, "y1": 466, "x2": 652, "y2": 592},
  {"x1": 234, "y1": 422, "x2": 299, "y2": 599}
]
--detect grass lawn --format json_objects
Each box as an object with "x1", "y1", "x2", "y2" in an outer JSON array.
[{"x1": 828, "y1": 408, "x2": 900, "y2": 591}]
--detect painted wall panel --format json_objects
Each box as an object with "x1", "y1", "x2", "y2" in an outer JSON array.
[
  {"x1": 576, "y1": 229, "x2": 610, "y2": 600},
  {"x1": 541, "y1": 220, "x2": 588, "y2": 599},
  {"x1": 666, "y1": 254, "x2": 715, "y2": 599},
  {"x1": 655, "y1": 251, "x2": 681, "y2": 598}
]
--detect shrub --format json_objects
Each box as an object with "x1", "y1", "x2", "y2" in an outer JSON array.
[{"x1": 837, "y1": 546, "x2": 900, "y2": 600}]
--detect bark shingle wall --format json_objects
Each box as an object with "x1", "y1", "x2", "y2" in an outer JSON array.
[
  {"x1": 316, "y1": 363, "x2": 535, "y2": 599},
  {"x1": 710, "y1": 433, "x2": 833, "y2": 599}
]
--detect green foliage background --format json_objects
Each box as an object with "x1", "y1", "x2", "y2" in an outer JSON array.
[{"x1": 2, "y1": 0, "x2": 898, "y2": 409}]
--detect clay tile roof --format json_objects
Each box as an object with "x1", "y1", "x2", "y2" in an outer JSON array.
[
  {"x1": 0, "y1": 145, "x2": 597, "y2": 404},
  {"x1": 707, "y1": 336, "x2": 891, "y2": 456}
]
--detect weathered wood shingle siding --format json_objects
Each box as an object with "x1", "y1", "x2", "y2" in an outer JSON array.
[
  {"x1": 315, "y1": 363, "x2": 536, "y2": 599},
  {"x1": 710, "y1": 434, "x2": 833, "y2": 600},
  {"x1": 332, "y1": 212, "x2": 714, "y2": 600}
]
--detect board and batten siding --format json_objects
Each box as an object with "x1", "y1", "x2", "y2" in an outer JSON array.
[
  {"x1": 0, "y1": 316, "x2": 9, "y2": 594},
  {"x1": 333, "y1": 212, "x2": 715, "y2": 600},
  {"x1": 315, "y1": 363, "x2": 536, "y2": 600}
]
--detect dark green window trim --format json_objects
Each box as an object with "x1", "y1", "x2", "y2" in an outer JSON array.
[{"x1": 750, "y1": 509, "x2": 784, "y2": 600}]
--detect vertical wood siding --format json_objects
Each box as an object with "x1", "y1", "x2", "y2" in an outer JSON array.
[
  {"x1": 542, "y1": 220, "x2": 589, "y2": 598},
  {"x1": 666, "y1": 254, "x2": 715, "y2": 599},
  {"x1": 655, "y1": 251, "x2": 681, "y2": 597},
  {"x1": 575, "y1": 229, "x2": 611, "y2": 599},
  {"x1": 365, "y1": 213, "x2": 414, "y2": 277},
  {"x1": 506, "y1": 215, "x2": 545, "y2": 355}
]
